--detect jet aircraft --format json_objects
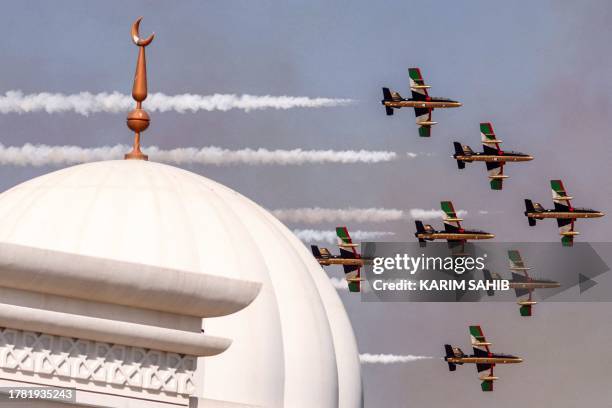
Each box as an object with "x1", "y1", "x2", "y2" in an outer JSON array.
[
  {"x1": 453, "y1": 122, "x2": 533, "y2": 190},
  {"x1": 414, "y1": 201, "x2": 494, "y2": 246},
  {"x1": 524, "y1": 180, "x2": 604, "y2": 246},
  {"x1": 381, "y1": 68, "x2": 462, "y2": 137},
  {"x1": 483, "y1": 250, "x2": 560, "y2": 316},
  {"x1": 444, "y1": 325, "x2": 523, "y2": 391},
  {"x1": 311, "y1": 226, "x2": 364, "y2": 292}
]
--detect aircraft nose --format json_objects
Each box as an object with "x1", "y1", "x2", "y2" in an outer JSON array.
[{"x1": 516, "y1": 358, "x2": 524, "y2": 363}]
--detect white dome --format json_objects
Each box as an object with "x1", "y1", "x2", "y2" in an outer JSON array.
[{"x1": 0, "y1": 160, "x2": 362, "y2": 407}]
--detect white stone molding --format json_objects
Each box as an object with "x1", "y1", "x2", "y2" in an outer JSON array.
[{"x1": 0, "y1": 328, "x2": 197, "y2": 399}]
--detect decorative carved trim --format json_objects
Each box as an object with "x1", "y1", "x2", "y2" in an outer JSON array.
[{"x1": 0, "y1": 328, "x2": 196, "y2": 396}]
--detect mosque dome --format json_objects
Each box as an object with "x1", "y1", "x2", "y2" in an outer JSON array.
[{"x1": 0, "y1": 159, "x2": 362, "y2": 407}]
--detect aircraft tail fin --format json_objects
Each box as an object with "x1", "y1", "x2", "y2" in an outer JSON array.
[
  {"x1": 415, "y1": 220, "x2": 426, "y2": 233},
  {"x1": 444, "y1": 344, "x2": 460, "y2": 371},
  {"x1": 415, "y1": 220, "x2": 428, "y2": 243},
  {"x1": 311, "y1": 245, "x2": 322, "y2": 259},
  {"x1": 525, "y1": 199, "x2": 537, "y2": 226},
  {"x1": 382, "y1": 88, "x2": 395, "y2": 116},
  {"x1": 382, "y1": 87, "x2": 403, "y2": 101},
  {"x1": 415, "y1": 220, "x2": 427, "y2": 246},
  {"x1": 453, "y1": 142, "x2": 467, "y2": 169},
  {"x1": 382, "y1": 87, "x2": 393, "y2": 100}
]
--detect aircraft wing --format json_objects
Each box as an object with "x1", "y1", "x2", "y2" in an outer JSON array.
[
  {"x1": 337, "y1": 228, "x2": 361, "y2": 292},
  {"x1": 408, "y1": 68, "x2": 429, "y2": 98},
  {"x1": 414, "y1": 107, "x2": 433, "y2": 137},
  {"x1": 486, "y1": 161, "x2": 505, "y2": 190},
  {"x1": 480, "y1": 123, "x2": 505, "y2": 190},
  {"x1": 409, "y1": 68, "x2": 433, "y2": 137},
  {"x1": 339, "y1": 247, "x2": 361, "y2": 292},
  {"x1": 480, "y1": 122, "x2": 501, "y2": 153},
  {"x1": 344, "y1": 265, "x2": 361, "y2": 293},
  {"x1": 508, "y1": 250, "x2": 526, "y2": 270},
  {"x1": 551, "y1": 180, "x2": 573, "y2": 211},
  {"x1": 441, "y1": 201, "x2": 462, "y2": 231},
  {"x1": 479, "y1": 366, "x2": 495, "y2": 392},
  {"x1": 557, "y1": 218, "x2": 576, "y2": 247},
  {"x1": 469, "y1": 325, "x2": 495, "y2": 391},
  {"x1": 336, "y1": 226, "x2": 358, "y2": 250},
  {"x1": 469, "y1": 325, "x2": 491, "y2": 354},
  {"x1": 511, "y1": 251, "x2": 531, "y2": 286}
]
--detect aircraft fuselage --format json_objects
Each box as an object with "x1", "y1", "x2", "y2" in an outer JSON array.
[
  {"x1": 382, "y1": 99, "x2": 462, "y2": 109},
  {"x1": 526, "y1": 210, "x2": 604, "y2": 219},
  {"x1": 446, "y1": 355, "x2": 523, "y2": 365},
  {"x1": 509, "y1": 280, "x2": 561, "y2": 290},
  {"x1": 416, "y1": 232, "x2": 495, "y2": 241},
  {"x1": 316, "y1": 258, "x2": 365, "y2": 267},
  {"x1": 454, "y1": 153, "x2": 533, "y2": 163}
]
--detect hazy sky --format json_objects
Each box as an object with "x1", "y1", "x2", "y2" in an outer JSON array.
[{"x1": 0, "y1": 1, "x2": 611, "y2": 407}]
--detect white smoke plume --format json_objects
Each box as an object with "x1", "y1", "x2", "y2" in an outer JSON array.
[
  {"x1": 409, "y1": 208, "x2": 468, "y2": 220},
  {"x1": 359, "y1": 353, "x2": 433, "y2": 364},
  {"x1": 293, "y1": 229, "x2": 395, "y2": 244},
  {"x1": 274, "y1": 207, "x2": 471, "y2": 224},
  {"x1": 0, "y1": 144, "x2": 396, "y2": 166},
  {"x1": 478, "y1": 210, "x2": 503, "y2": 215},
  {"x1": 0, "y1": 91, "x2": 354, "y2": 115},
  {"x1": 273, "y1": 208, "x2": 405, "y2": 224}
]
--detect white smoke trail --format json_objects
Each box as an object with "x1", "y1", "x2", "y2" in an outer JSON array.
[
  {"x1": 0, "y1": 91, "x2": 354, "y2": 115},
  {"x1": 293, "y1": 229, "x2": 395, "y2": 244},
  {"x1": 274, "y1": 207, "x2": 471, "y2": 224},
  {"x1": 273, "y1": 208, "x2": 405, "y2": 224},
  {"x1": 359, "y1": 353, "x2": 433, "y2": 364},
  {"x1": 409, "y1": 208, "x2": 468, "y2": 220},
  {"x1": 0, "y1": 144, "x2": 396, "y2": 166},
  {"x1": 478, "y1": 210, "x2": 503, "y2": 215}
]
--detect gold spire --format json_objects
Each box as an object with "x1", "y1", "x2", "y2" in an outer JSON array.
[{"x1": 125, "y1": 17, "x2": 155, "y2": 161}]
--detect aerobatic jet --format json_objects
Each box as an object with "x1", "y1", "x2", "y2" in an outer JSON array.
[
  {"x1": 484, "y1": 250, "x2": 560, "y2": 316},
  {"x1": 524, "y1": 180, "x2": 604, "y2": 246},
  {"x1": 381, "y1": 68, "x2": 462, "y2": 137},
  {"x1": 311, "y1": 226, "x2": 364, "y2": 292},
  {"x1": 414, "y1": 201, "x2": 494, "y2": 246},
  {"x1": 444, "y1": 325, "x2": 523, "y2": 392},
  {"x1": 453, "y1": 122, "x2": 533, "y2": 190}
]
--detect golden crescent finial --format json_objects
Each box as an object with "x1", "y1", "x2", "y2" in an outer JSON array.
[
  {"x1": 131, "y1": 17, "x2": 155, "y2": 47},
  {"x1": 125, "y1": 17, "x2": 154, "y2": 161}
]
